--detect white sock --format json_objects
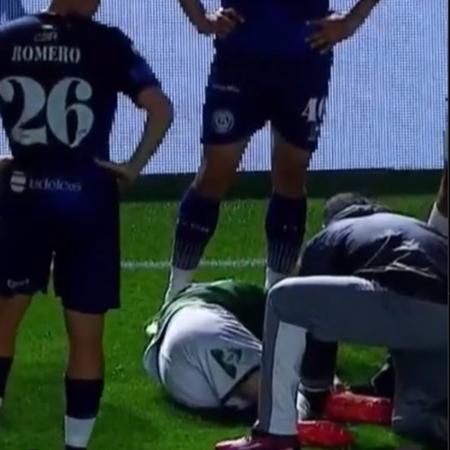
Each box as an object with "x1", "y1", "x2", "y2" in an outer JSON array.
[
  {"x1": 428, "y1": 203, "x2": 448, "y2": 237},
  {"x1": 164, "y1": 267, "x2": 194, "y2": 304},
  {"x1": 265, "y1": 268, "x2": 288, "y2": 291},
  {"x1": 65, "y1": 416, "x2": 96, "y2": 448}
]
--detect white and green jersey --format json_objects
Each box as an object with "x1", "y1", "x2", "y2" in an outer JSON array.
[{"x1": 147, "y1": 280, "x2": 266, "y2": 349}]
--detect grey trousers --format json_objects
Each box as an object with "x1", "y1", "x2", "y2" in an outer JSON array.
[{"x1": 256, "y1": 276, "x2": 448, "y2": 446}]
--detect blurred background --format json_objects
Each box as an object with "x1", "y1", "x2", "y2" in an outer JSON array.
[{"x1": 0, "y1": 0, "x2": 448, "y2": 174}]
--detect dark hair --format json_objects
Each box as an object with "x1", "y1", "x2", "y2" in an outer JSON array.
[{"x1": 323, "y1": 192, "x2": 389, "y2": 226}]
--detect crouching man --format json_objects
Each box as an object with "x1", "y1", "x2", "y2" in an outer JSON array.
[{"x1": 216, "y1": 193, "x2": 448, "y2": 450}]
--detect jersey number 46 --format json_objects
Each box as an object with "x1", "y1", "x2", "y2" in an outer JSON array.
[{"x1": 0, "y1": 76, "x2": 94, "y2": 148}]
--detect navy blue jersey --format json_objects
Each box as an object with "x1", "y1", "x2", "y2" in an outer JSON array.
[
  {"x1": 299, "y1": 212, "x2": 448, "y2": 304},
  {"x1": 217, "y1": 0, "x2": 330, "y2": 58},
  {"x1": 0, "y1": 13, "x2": 159, "y2": 163}
]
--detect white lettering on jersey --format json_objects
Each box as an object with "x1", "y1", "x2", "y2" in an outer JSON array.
[
  {"x1": 11, "y1": 45, "x2": 81, "y2": 64},
  {"x1": 0, "y1": 76, "x2": 94, "y2": 148}
]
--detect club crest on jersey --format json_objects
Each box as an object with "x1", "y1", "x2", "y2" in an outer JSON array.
[{"x1": 212, "y1": 109, "x2": 235, "y2": 134}]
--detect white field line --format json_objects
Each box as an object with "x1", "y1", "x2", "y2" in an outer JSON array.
[{"x1": 121, "y1": 258, "x2": 265, "y2": 270}]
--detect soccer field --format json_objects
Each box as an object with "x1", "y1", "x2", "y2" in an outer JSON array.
[{"x1": 0, "y1": 194, "x2": 437, "y2": 450}]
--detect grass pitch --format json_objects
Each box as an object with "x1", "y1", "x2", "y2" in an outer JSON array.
[{"x1": 0, "y1": 194, "x2": 436, "y2": 450}]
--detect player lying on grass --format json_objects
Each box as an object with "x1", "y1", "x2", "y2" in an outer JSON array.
[
  {"x1": 144, "y1": 280, "x2": 265, "y2": 412},
  {"x1": 143, "y1": 279, "x2": 360, "y2": 448},
  {"x1": 0, "y1": 1, "x2": 173, "y2": 449},
  {"x1": 165, "y1": 0, "x2": 383, "y2": 302},
  {"x1": 215, "y1": 193, "x2": 448, "y2": 450}
]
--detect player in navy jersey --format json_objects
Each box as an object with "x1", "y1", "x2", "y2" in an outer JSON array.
[
  {"x1": 0, "y1": 1, "x2": 173, "y2": 449},
  {"x1": 165, "y1": 0, "x2": 382, "y2": 302}
]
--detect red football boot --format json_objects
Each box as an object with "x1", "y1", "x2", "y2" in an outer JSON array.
[
  {"x1": 325, "y1": 391, "x2": 393, "y2": 425},
  {"x1": 297, "y1": 420, "x2": 353, "y2": 448},
  {"x1": 215, "y1": 434, "x2": 299, "y2": 450}
]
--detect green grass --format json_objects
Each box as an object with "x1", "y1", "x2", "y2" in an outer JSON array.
[{"x1": 0, "y1": 194, "x2": 435, "y2": 450}]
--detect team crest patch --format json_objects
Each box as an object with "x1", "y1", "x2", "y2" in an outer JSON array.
[
  {"x1": 211, "y1": 348, "x2": 242, "y2": 379},
  {"x1": 212, "y1": 109, "x2": 235, "y2": 134}
]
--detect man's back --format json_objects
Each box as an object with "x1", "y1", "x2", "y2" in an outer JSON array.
[
  {"x1": 301, "y1": 212, "x2": 448, "y2": 303},
  {"x1": 0, "y1": 12, "x2": 145, "y2": 163}
]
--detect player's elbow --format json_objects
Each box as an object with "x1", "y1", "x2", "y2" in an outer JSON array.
[{"x1": 138, "y1": 87, "x2": 174, "y2": 128}]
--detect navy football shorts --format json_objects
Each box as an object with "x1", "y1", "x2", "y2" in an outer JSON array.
[
  {"x1": 202, "y1": 51, "x2": 333, "y2": 151},
  {"x1": 0, "y1": 160, "x2": 120, "y2": 314}
]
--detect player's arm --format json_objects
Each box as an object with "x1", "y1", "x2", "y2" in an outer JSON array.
[
  {"x1": 297, "y1": 232, "x2": 341, "y2": 276},
  {"x1": 306, "y1": 0, "x2": 382, "y2": 54},
  {"x1": 96, "y1": 36, "x2": 173, "y2": 187},
  {"x1": 177, "y1": 0, "x2": 244, "y2": 37},
  {"x1": 96, "y1": 90, "x2": 173, "y2": 189}
]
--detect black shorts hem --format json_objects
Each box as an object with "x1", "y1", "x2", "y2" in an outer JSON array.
[{"x1": 220, "y1": 364, "x2": 261, "y2": 406}]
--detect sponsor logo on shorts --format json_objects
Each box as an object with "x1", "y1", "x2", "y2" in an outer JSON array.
[
  {"x1": 211, "y1": 348, "x2": 243, "y2": 379},
  {"x1": 7, "y1": 278, "x2": 30, "y2": 290},
  {"x1": 10, "y1": 171, "x2": 27, "y2": 193},
  {"x1": 211, "y1": 83, "x2": 240, "y2": 94},
  {"x1": 212, "y1": 109, "x2": 235, "y2": 135},
  {"x1": 9, "y1": 171, "x2": 82, "y2": 193}
]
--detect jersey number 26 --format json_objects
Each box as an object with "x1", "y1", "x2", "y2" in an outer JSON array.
[{"x1": 0, "y1": 76, "x2": 94, "y2": 148}]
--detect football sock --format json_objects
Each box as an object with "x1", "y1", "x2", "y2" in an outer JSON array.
[
  {"x1": 64, "y1": 377, "x2": 104, "y2": 450},
  {"x1": 265, "y1": 193, "x2": 307, "y2": 289},
  {"x1": 0, "y1": 357, "x2": 13, "y2": 409},
  {"x1": 428, "y1": 202, "x2": 448, "y2": 236},
  {"x1": 166, "y1": 188, "x2": 220, "y2": 300}
]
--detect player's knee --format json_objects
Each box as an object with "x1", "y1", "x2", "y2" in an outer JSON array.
[
  {"x1": 268, "y1": 279, "x2": 306, "y2": 321},
  {"x1": 268, "y1": 278, "x2": 323, "y2": 326}
]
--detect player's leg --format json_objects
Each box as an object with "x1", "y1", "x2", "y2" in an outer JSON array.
[
  {"x1": 216, "y1": 276, "x2": 447, "y2": 449},
  {"x1": 266, "y1": 132, "x2": 311, "y2": 289},
  {"x1": 0, "y1": 167, "x2": 52, "y2": 411},
  {"x1": 391, "y1": 349, "x2": 447, "y2": 449},
  {"x1": 267, "y1": 54, "x2": 332, "y2": 290},
  {"x1": 256, "y1": 276, "x2": 446, "y2": 438},
  {"x1": 0, "y1": 294, "x2": 31, "y2": 409},
  {"x1": 166, "y1": 60, "x2": 265, "y2": 302},
  {"x1": 428, "y1": 113, "x2": 449, "y2": 235},
  {"x1": 428, "y1": 164, "x2": 448, "y2": 236},
  {"x1": 63, "y1": 310, "x2": 105, "y2": 450},
  {"x1": 53, "y1": 175, "x2": 120, "y2": 450},
  {"x1": 165, "y1": 140, "x2": 248, "y2": 302}
]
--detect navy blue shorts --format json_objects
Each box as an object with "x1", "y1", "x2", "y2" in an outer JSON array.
[
  {"x1": 202, "y1": 51, "x2": 333, "y2": 151},
  {"x1": 0, "y1": 160, "x2": 120, "y2": 314}
]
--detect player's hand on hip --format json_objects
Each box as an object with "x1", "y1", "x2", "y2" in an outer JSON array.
[
  {"x1": 199, "y1": 8, "x2": 244, "y2": 38},
  {"x1": 94, "y1": 159, "x2": 139, "y2": 192},
  {"x1": 306, "y1": 13, "x2": 360, "y2": 54}
]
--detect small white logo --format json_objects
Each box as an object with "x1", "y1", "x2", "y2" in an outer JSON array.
[
  {"x1": 212, "y1": 109, "x2": 235, "y2": 134},
  {"x1": 10, "y1": 171, "x2": 27, "y2": 193},
  {"x1": 7, "y1": 279, "x2": 30, "y2": 290},
  {"x1": 29, "y1": 177, "x2": 82, "y2": 193}
]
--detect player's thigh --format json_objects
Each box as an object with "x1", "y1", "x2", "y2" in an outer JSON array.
[
  {"x1": 271, "y1": 53, "x2": 332, "y2": 159},
  {"x1": 0, "y1": 294, "x2": 32, "y2": 346},
  {"x1": 53, "y1": 200, "x2": 120, "y2": 316},
  {"x1": 193, "y1": 140, "x2": 249, "y2": 199},
  {"x1": 198, "y1": 61, "x2": 266, "y2": 198},
  {"x1": 0, "y1": 177, "x2": 53, "y2": 299},
  {"x1": 269, "y1": 276, "x2": 448, "y2": 350}
]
